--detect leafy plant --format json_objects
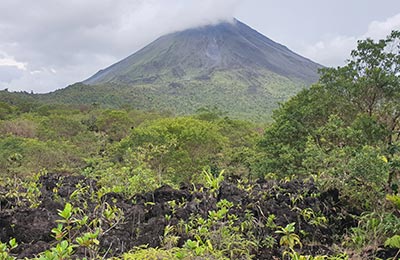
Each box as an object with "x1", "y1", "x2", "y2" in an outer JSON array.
[
  {"x1": 275, "y1": 222, "x2": 302, "y2": 250},
  {"x1": 0, "y1": 238, "x2": 18, "y2": 260},
  {"x1": 385, "y1": 235, "x2": 400, "y2": 260},
  {"x1": 300, "y1": 208, "x2": 328, "y2": 227},
  {"x1": 75, "y1": 229, "x2": 100, "y2": 259},
  {"x1": 202, "y1": 168, "x2": 225, "y2": 196},
  {"x1": 162, "y1": 225, "x2": 180, "y2": 249},
  {"x1": 346, "y1": 211, "x2": 400, "y2": 250},
  {"x1": 38, "y1": 240, "x2": 75, "y2": 260},
  {"x1": 386, "y1": 194, "x2": 400, "y2": 210}
]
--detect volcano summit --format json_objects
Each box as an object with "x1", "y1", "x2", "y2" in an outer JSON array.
[{"x1": 48, "y1": 19, "x2": 323, "y2": 120}]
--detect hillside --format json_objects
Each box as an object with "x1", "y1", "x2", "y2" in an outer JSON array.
[
  {"x1": 84, "y1": 19, "x2": 320, "y2": 85},
  {"x1": 38, "y1": 19, "x2": 322, "y2": 121},
  {"x1": 0, "y1": 30, "x2": 400, "y2": 260}
]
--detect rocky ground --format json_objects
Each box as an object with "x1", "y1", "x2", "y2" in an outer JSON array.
[{"x1": 0, "y1": 174, "x2": 395, "y2": 259}]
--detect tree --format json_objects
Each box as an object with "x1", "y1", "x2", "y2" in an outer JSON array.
[
  {"x1": 258, "y1": 30, "x2": 400, "y2": 191},
  {"x1": 119, "y1": 117, "x2": 227, "y2": 183},
  {"x1": 319, "y1": 31, "x2": 400, "y2": 136},
  {"x1": 96, "y1": 110, "x2": 134, "y2": 142}
]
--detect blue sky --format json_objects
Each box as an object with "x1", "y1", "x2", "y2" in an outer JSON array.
[{"x1": 1, "y1": 0, "x2": 399, "y2": 93}]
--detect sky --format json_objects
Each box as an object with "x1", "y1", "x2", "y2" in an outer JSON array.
[{"x1": 1, "y1": 0, "x2": 400, "y2": 93}]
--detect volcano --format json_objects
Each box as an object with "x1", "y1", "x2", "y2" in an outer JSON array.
[{"x1": 48, "y1": 19, "x2": 323, "y2": 121}]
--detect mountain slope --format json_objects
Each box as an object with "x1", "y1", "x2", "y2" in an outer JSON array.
[
  {"x1": 84, "y1": 19, "x2": 320, "y2": 85},
  {"x1": 45, "y1": 19, "x2": 323, "y2": 121}
]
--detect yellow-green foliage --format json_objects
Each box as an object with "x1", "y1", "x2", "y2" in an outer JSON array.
[
  {"x1": 120, "y1": 117, "x2": 227, "y2": 183},
  {"x1": 0, "y1": 136, "x2": 83, "y2": 177}
]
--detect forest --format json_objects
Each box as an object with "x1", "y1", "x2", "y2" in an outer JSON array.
[{"x1": 0, "y1": 31, "x2": 400, "y2": 259}]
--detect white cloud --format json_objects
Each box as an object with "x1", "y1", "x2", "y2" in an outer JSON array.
[
  {"x1": 0, "y1": 52, "x2": 27, "y2": 70},
  {"x1": 2, "y1": 1, "x2": 398, "y2": 92},
  {"x1": 0, "y1": 58, "x2": 26, "y2": 70},
  {"x1": 302, "y1": 13, "x2": 400, "y2": 67},
  {"x1": 0, "y1": 0, "x2": 241, "y2": 93},
  {"x1": 366, "y1": 13, "x2": 400, "y2": 39}
]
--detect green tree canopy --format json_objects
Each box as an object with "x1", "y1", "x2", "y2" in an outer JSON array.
[
  {"x1": 119, "y1": 117, "x2": 227, "y2": 183},
  {"x1": 258, "y1": 31, "x2": 400, "y2": 203}
]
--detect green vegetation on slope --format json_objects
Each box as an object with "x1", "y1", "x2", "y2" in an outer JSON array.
[
  {"x1": 0, "y1": 19, "x2": 320, "y2": 122},
  {"x1": 33, "y1": 68, "x2": 306, "y2": 122},
  {"x1": 259, "y1": 30, "x2": 400, "y2": 207},
  {"x1": 0, "y1": 31, "x2": 400, "y2": 259}
]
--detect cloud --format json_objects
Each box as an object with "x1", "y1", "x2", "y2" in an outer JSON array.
[
  {"x1": 366, "y1": 13, "x2": 400, "y2": 39},
  {"x1": 302, "y1": 13, "x2": 400, "y2": 67},
  {"x1": 0, "y1": 66, "x2": 24, "y2": 84},
  {"x1": 0, "y1": 52, "x2": 27, "y2": 70},
  {"x1": 0, "y1": 0, "x2": 241, "y2": 93}
]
